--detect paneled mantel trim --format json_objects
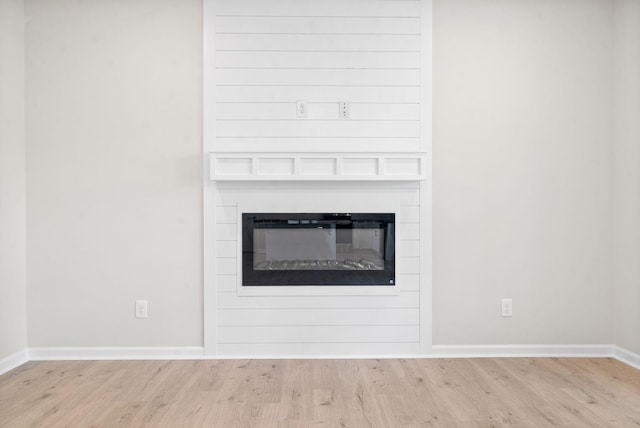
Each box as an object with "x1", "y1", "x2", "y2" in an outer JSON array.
[{"x1": 209, "y1": 152, "x2": 427, "y2": 181}]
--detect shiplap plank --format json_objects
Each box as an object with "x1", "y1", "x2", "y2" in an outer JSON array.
[
  {"x1": 216, "y1": 275, "x2": 237, "y2": 292},
  {"x1": 217, "y1": 291, "x2": 419, "y2": 309},
  {"x1": 214, "y1": 0, "x2": 421, "y2": 17},
  {"x1": 218, "y1": 308, "x2": 419, "y2": 326},
  {"x1": 349, "y1": 103, "x2": 421, "y2": 120},
  {"x1": 397, "y1": 223, "x2": 420, "y2": 240},
  {"x1": 218, "y1": 325, "x2": 419, "y2": 343},
  {"x1": 397, "y1": 240, "x2": 420, "y2": 257},
  {"x1": 216, "y1": 34, "x2": 420, "y2": 52},
  {"x1": 216, "y1": 120, "x2": 420, "y2": 138},
  {"x1": 214, "y1": 137, "x2": 421, "y2": 153},
  {"x1": 215, "y1": 188, "x2": 420, "y2": 208},
  {"x1": 217, "y1": 274, "x2": 418, "y2": 292},
  {"x1": 220, "y1": 281, "x2": 419, "y2": 293},
  {"x1": 216, "y1": 103, "x2": 420, "y2": 121},
  {"x1": 216, "y1": 342, "x2": 421, "y2": 356},
  {"x1": 216, "y1": 258, "x2": 237, "y2": 275},
  {"x1": 215, "y1": 223, "x2": 238, "y2": 241},
  {"x1": 216, "y1": 68, "x2": 420, "y2": 86},
  {"x1": 215, "y1": 206, "x2": 238, "y2": 223},
  {"x1": 215, "y1": 241, "x2": 237, "y2": 258},
  {"x1": 397, "y1": 256, "x2": 420, "y2": 274},
  {"x1": 215, "y1": 85, "x2": 420, "y2": 103},
  {"x1": 215, "y1": 16, "x2": 420, "y2": 35},
  {"x1": 398, "y1": 205, "x2": 420, "y2": 223},
  {"x1": 216, "y1": 51, "x2": 420, "y2": 69},
  {"x1": 397, "y1": 273, "x2": 419, "y2": 291}
]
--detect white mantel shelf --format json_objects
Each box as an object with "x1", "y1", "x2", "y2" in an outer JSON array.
[{"x1": 209, "y1": 152, "x2": 427, "y2": 181}]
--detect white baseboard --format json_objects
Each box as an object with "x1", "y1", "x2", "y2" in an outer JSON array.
[
  {"x1": 0, "y1": 349, "x2": 29, "y2": 376},
  {"x1": 25, "y1": 344, "x2": 614, "y2": 362},
  {"x1": 5, "y1": 345, "x2": 639, "y2": 374},
  {"x1": 215, "y1": 344, "x2": 615, "y2": 360},
  {"x1": 28, "y1": 346, "x2": 205, "y2": 361},
  {"x1": 612, "y1": 345, "x2": 640, "y2": 371},
  {"x1": 429, "y1": 344, "x2": 614, "y2": 358}
]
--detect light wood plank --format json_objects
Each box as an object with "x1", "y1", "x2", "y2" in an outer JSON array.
[{"x1": 2, "y1": 358, "x2": 640, "y2": 427}]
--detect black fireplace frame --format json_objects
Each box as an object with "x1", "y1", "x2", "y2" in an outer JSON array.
[{"x1": 242, "y1": 213, "x2": 395, "y2": 286}]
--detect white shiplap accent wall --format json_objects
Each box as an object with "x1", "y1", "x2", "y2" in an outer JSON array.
[
  {"x1": 204, "y1": 0, "x2": 431, "y2": 357},
  {"x1": 213, "y1": 184, "x2": 421, "y2": 356},
  {"x1": 209, "y1": 0, "x2": 423, "y2": 153}
]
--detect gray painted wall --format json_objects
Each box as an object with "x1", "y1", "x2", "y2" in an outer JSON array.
[
  {"x1": 612, "y1": 0, "x2": 640, "y2": 355},
  {"x1": 0, "y1": 0, "x2": 27, "y2": 361},
  {"x1": 16, "y1": 0, "x2": 638, "y2": 354}
]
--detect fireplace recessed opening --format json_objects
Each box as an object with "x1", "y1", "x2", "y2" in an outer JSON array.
[{"x1": 242, "y1": 213, "x2": 395, "y2": 286}]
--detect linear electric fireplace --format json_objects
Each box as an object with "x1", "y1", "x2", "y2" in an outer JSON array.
[{"x1": 242, "y1": 213, "x2": 395, "y2": 286}]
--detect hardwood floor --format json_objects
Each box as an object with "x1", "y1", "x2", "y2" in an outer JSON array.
[{"x1": 1, "y1": 358, "x2": 639, "y2": 427}]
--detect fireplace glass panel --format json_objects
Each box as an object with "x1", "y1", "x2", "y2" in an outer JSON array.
[{"x1": 243, "y1": 213, "x2": 395, "y2": 286}]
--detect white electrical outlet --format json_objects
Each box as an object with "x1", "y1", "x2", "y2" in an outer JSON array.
[
  {"x1": 339, "y1": 101, "x2": 350, "y2": 119},
  {"x1": 501, "y1": 298, "x2": 513, "y2": 317},
  {"x1": 296, "y1": 100, "x2": 308, "y2": 118},
  {"x1": 135, "y1": 300, "x2": 148, "y2": 318}
]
